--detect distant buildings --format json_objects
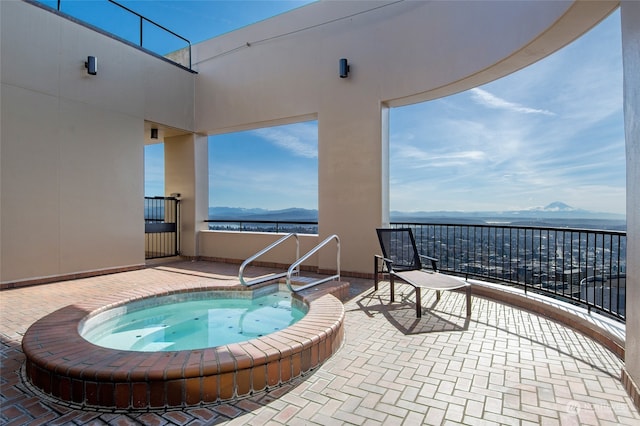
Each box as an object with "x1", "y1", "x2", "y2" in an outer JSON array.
[{"x1": 408, "y1": 223, "x2": 626, "y2": 318}]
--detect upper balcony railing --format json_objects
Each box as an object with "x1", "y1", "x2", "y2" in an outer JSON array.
[
  {"x1": 34, "y1": 0, "x2": 192, "y2": 70},
  {"x1": 207, "y1": 218, "x2": 627, "y2": 321}
]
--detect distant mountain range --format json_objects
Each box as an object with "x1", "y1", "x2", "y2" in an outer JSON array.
[
  {"x1": 209, "y1": 207, "x2": 318, "y2": 221},
  {"x1": 391, "y1": 201, "x2": 625, "y2": 221},
  {"x1": 209, "y1": 202, "x2": 625, "y2": 229},
  {"x1": 390, "y1": 202, "x2": 626, "y2": 230}
]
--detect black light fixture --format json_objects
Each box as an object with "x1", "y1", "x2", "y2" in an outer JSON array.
[
  {"x1": 150, "y1": 128, "x2": 158, "y2": 139},
  {"x1": 85, "y1": 56, "x2": 97, "y2": 75},
  {"x1": 339, "y1": 58, "x2": 350, "y2": 78}
]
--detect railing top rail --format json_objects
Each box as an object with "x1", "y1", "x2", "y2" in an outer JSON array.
[
  {"x1": 208, "y1": 219, "x2": 624, "y2": 235},
  {"x1": 106, "y1": 0, "x2": 191, "y2": 46},
  {"x1": 392, "y1": 221, "x2": 626, "y2": 236},
  {"x1": 206, "y1": 219, "x2": 318, "y2": 225},
  {"x1": 145, "y1": 196, "x2": 180, "y2": 201}
]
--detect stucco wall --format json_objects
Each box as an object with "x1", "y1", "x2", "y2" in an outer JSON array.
[
  {"x1": 192, "y1": 0, "x2": 618, "y2": 274},
  {"x1": 0, "y1": 1, "x2": 195, "y2": 284},
  {"x1": 621, "y1": 0, "x2": 640, "y2": 396},
  {"x1": 165, "y1": 133, "x2": 209, "y2": 258},
  {"x1": 199, "y1": 231, "x2": 322, "y2": 271}
]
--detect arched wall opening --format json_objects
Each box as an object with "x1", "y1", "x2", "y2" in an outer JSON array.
[
  {"x1": 208, "y1": 120, "x2": 319, "y2": 219},
  {"x1": 387, "y1": 10, "x2": 625, "y2": 221}
]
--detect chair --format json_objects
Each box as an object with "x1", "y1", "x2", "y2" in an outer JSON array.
[{"x1": 375, "y1": 228, "x2": 471, "y2": 318}]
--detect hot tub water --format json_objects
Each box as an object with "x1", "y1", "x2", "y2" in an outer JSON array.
[{"x1": 80, "y1": 289, "x2": 306, "y2": 351}]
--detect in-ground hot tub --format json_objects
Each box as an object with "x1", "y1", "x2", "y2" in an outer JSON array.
[{"x1": 22, "y1": 282, "x2": 348, "y2": 409}]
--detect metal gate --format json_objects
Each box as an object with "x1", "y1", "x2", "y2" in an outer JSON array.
[{"x1": 144, "y1": 196, "x2": 180, "y2": 259}]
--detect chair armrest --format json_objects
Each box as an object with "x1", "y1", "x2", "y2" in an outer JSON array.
[
  {"x1": 374, "y1": 254, "x2": 394, "y2": 272},
  {"x1": 419, "y1": 254, "x2": 438, "y2": 271}
]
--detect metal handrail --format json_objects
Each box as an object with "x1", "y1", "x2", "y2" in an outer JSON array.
[
  {"x1": 286, "y1": 234, "x2": 340, "y2": 292},
  {"x1": 239, "y1": 233, "x2": 300, "y2": 286}
]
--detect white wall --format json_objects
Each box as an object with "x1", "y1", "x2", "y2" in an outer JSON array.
[
  {"x1": 0, "y1": 1, "x2": 195, "y2": 284},
  {"x1": 621, "y1": 0, "x2": 640, "y2": 398},
  {"x1": 193, "y1": 0, "x2": 618, "y2": 274},
  {"x1": 199, "y1": 231, "x2": 321, "y2": 270}
]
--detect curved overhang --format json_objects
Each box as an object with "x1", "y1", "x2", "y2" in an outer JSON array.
[
  {"x1": 387, "y1": 0, "x2": 620, "y2": 107},
  {"x1": 193, "y1": 0, "x2": 619, "y2": 132}
]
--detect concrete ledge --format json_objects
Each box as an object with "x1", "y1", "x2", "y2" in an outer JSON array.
[{"x1": 0, "y1": 264, "x2": 145, "y2": 291}]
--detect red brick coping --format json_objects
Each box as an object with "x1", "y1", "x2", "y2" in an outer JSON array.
[{"x1": 22, "y1": 282, "x2": 347, "y2": 409}]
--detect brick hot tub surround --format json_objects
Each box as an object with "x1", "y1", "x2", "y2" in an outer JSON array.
[{"x1": 22, "y1": 282, "x2": 347, "y2": 409}]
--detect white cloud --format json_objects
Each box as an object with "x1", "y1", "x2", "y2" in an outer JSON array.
[
  {"x1": 210, "y1": 161, "x2": 317, "y2": 210},
  {"x1": 252, "y1": 122, "x2": 317, "y2": 158},
  {"x1": 470, "y1": 88, "x2": 556, "y2": 116},
  {"x1": 388, "y1": 11, "x2": 625, "y2": 215},
  {"x1": 395, "y1": 146, "x2": 487, "y2": 168},
  {"x1": 209, "y1": 121, "x2": 319, "y2": 209}
]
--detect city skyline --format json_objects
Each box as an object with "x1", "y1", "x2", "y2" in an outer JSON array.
[{"x1": 128, "y1": 1, "x2": 625, "y2": 216}]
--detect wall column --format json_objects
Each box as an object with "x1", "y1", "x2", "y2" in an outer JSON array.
[
  {"x1": 317, "y1": 94, "x2": 388, "y2": 275},
  {"x1": 621, "y1": 0, "x2": 640, "y2": 409},
  {"x1": 164, "y1": 134, "x2": 209, "y2": 258}
]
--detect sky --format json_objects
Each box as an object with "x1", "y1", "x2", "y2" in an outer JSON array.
[
  {"x1": 52, "y1": 0, "x2": 625, "y2": 215},
  {"x1": 389, "y1": 12, "x2": 625, "y2": 215}
]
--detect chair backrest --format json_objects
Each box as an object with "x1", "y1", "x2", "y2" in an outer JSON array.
[{"x1": 376, "y1": 228, "x2": 422, "y2": 272}]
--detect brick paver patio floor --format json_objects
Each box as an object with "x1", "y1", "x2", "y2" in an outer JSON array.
[{"x1": 1, "y1": 260, "x2": 639, "y2": 425}]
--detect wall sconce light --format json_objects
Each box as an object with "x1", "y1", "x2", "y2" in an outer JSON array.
[
  {"x1": 339, "y1": 58, "x2": 350, "y2": 78},
  {"x1": 85, "y1": 56, "x2": 97, "y2": 75},
  {"x1": 150, "y1": 128, "x2": 159, "y2": 139}
]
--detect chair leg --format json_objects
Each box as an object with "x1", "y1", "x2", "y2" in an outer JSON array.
[
  {"x1": 390, "y1": 275, "x2": 395, "y2": 302},
  {"x1": 415, "y1": 287, "x2": 422, "y2": 318},
  {"x1": 374, "y1": 256, "x2": 379, "y2": 291}
]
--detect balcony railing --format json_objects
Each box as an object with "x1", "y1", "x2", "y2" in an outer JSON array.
[
  {"x1": 206, "y1": 219, "x2": 318, "y2": 234},
  {"x1": 394, "y1": 223, "x2": 626, "y2": 321},
  {"x1": 145, "y1": 197, "x2": 180, "y2": 259},
  {"x1": 206, "y1": 219, "x2": 627, "y2": 321}
]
